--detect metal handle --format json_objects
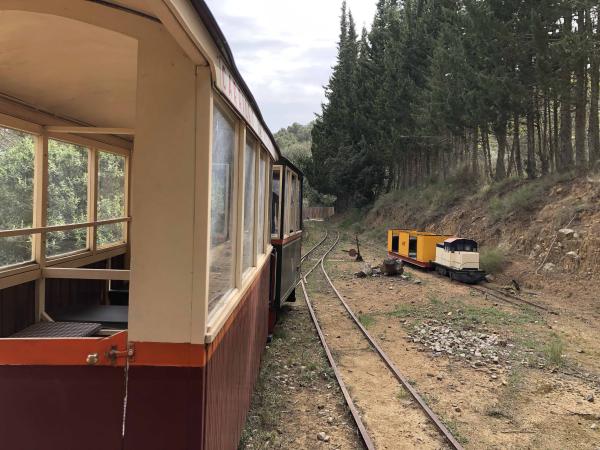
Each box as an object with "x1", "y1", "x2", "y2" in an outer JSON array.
[{"x1": 86, "y1": 353, "x2": 99, "y2": 365}]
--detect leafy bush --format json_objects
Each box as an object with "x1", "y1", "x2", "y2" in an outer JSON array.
[{"x1": 480, "y1": 247, "x2": 507, "y2": 273}]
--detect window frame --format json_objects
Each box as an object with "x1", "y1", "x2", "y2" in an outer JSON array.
[
  {"x1": 0, "y1": 116, "x2": 131, "y2": 281},
  {"x1": 207, "y1": 97, "x2": 241, "y2": 315},
  {"x1": 241, "y1": 133, "x2": 257, "y2": 277},
  {"x1": 271, "y1": 165, "x2": 282, "y2": 239},
  {"x1": 95, "y1": 149, "x2": 129, "y2": 251}
]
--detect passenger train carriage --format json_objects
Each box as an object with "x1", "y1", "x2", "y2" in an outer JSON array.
[
  {"x1": 0, "y1": 1, "x2": 296, "y2": 449},
  {"x1": 271, "y1": 157, "x2": 303, "y2": 313}
]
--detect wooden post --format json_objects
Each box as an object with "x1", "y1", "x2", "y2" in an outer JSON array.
[{"x1": 32, "y1": 132, "x2": 48, "y2": 321}]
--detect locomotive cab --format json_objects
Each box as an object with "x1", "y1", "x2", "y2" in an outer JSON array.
[{"x1": 434, "y1": 238, "x2": 486, "y2": 284}]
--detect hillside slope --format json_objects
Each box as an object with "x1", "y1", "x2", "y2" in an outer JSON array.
[{"x1": 345, "y1": 171, "x2": 600, "y2": 282}]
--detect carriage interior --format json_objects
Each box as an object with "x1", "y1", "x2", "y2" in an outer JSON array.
[
  {"x1": 0, "y1": 2, "x2": 276, "y2": 350},
  {"x1": 0, "y1": 9, "x2": 137, "y2": 339}
]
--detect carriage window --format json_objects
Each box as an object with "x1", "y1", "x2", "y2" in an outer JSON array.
[
  {"x1": 97, "y1": 151, "x2": 126, "y2": 247},
  {"x1": 242, "y1": 137, "x2": 256, "y2": 273},
  {"x1": 46, "y1": 139, "x2": 88, "y2": 258},
  {"x1": 287, "y1": 170, "x2": 295, "y2": 234},
  {"x1": 297, "y1": 176, "x2": 302, "y2": 230},
  {"x1": 257, "y1": 154, "x2": 266, "y2": 254},
  {"x1": 271, "y1": 168, "x2": 281, "y2": 237},
  {"x1": 0, "y1": 126, "x2": 35, "y2": 268},
  {"x1": 209, "y1": 106, "x2": 236, "y2": 310}
]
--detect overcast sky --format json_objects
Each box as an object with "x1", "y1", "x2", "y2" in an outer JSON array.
[{"x1": 205, "y1": 0, "x2": 376, "y2": 132}]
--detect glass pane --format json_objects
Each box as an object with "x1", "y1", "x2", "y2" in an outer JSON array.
[
  {"x1": 46, "y1": 228, "x2": 87, "y2": 257},
  {"x1": 271, "y1": 169, "x2": 280, "y2": 236},
  {"x1": 0, "y1": 126, "x2": 35, "y2": 267},
  {"x1": 209, "y1": 106, "x2": 236, "y2": 311},
  {"x1": 257, "y1": 156, "x2": 266, "y2": 254},
  {"x1": 243, "y1": 138, "x2": 256, "y2": 272},
  {"x1": 97, "y1": 152, "x2": 126, "y2": 221},
  {"x1": 297, "y1": 177, "x2": 302, "y2": 230},
  {"x1": 47, "y1": 139, "x2": 88, "y2": 256},
  {"x1": 0, "y1": 236, "x2": 33, "y2": 268},
  {"x1": 288, "y1": 172, "x2": 296, "y2": 234},
  {"x1": 97, "y1": 222, "x2": 125, "y2": 248}
]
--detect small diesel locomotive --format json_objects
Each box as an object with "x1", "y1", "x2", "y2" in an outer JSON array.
[{"x1": 387, "y1": 229, "x2": 486, "y2": 284}]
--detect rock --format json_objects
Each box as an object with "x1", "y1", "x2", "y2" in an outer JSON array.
[
  {"x1": 413, "y1": 279, "x2": 422, "y2": 285},
  {"x1": 566, "y1": 251, "x2": 580, "y2": 260},
  {"x1": 436, "y1": 374, "x2": 444, "y2": 381},
  {"x1": 354, "y1": 270, "x2": 367, "y2": 278},
  {"x1": 490, "y1": 374, "x2": 498, "y2": 380},
  {"x1": 485, "y1": 274, "x2": 495, "y2": 283},
  {"x1": 317, "y1": 432, "x2": 330, "y2": 442},
  {"x1": 558, "y1": 228, "x2": 575, "y2": 238},
  {"x1": 327, "y1": 417, "x2": 334, "y2": 424},
  {"x1": 586, "y1": 394, "x2": 595, "y2": 403},
  {"x1": 577, "y1": 349, "x2": 585, "y2": 354},
  {"x1": 591, "y1": 423, "x2": 598, "y2": 430},
  {"x1": 542, "y1": 262, "x2": 556, "y2": 273}
]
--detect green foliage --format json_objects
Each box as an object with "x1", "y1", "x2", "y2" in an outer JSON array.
[
  {"x1": 274, "y1": 122, "x2": 335, "y2": 207},
  {"x1": 479, "y1": 247, "x2": 507, "y2": 274},
  {"x1": 544, "y1": 336, "x2": 565, "y2": 367},
  {"x1": 309, "y1": 0, "x2": 600, "y2": 208},
  {"x1": 0, "y1": 128, "x2": 126, "y2": 267},
  {"x1": 358, "y1": 313, "x2": 376, "y2": 328}
]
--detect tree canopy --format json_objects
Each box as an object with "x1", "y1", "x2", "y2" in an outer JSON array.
[{"x1": 310, "y1": 0, "x2": 600, "y2": 209}]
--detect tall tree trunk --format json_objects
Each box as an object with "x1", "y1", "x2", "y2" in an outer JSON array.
[
  {"x1": 589, "y1": 19, "x2": 600, "y2": 168},
  {"x1": 574, "y1": 9, "x2": 588, "y2": 169},
  {"x1": 507, "y1": 121, "x2": 515, "y2": 178},
  {"x1": 537, "y1": 94, "x2": 549, "y2": 175},
  {"x1": 471, "y1": 127, "x2": 479, "y2": 177},
  {"x1": 513, "y1": 113, "x2": 523, "y2": 177},
  {"x1": 548, "y1": 97, "x2": 555, "y2": 173},
  {"x1": 494, "y1": 121, "x2": 507, "y2": 180},
  {"x1": 559, "y1": 9, "x2": 574, "y2": 172},
  {"x1": 482, "y1": 127, "x2": 494, "y2": 180},
  {"x1": 553, "y1": 98, "x2": 560, "y2": 171},
  {"x1": 543, "y1": 95, "x2": 551, "y2": 174},
  {"x1": 481, "y1": 130, "x2": 489, "y2": 182},
  {"x1": 526, "y1": 104, "x2": 537, "y2": 179}
]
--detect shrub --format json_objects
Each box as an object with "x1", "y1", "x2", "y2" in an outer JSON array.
[
  {"x1": 480, "y1": 247, "x2": 507, "y2": 273},
  {"x1": 544, "y1": 336, "x2": 565, "y2": 366}
]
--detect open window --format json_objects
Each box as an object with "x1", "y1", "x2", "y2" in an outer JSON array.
[
  {"x1": 271, "y1": 166, "x2": 281, "y2": 238},
  {"x1": 0, "y1": 126, "x2": 35, "y2": 269}
]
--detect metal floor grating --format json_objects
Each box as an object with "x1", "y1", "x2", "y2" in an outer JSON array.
[{"x1": 11, "y1": 322, "x2": 102, "y2": 338}]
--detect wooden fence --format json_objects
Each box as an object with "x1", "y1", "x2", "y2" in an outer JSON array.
[{"x1": 303, "y1": 206, "x2": 335, "y2": 220}]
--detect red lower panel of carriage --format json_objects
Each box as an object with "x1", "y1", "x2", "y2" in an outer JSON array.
[{"x1": 0, "y1": 262, "x2": 270, "y2": 450}]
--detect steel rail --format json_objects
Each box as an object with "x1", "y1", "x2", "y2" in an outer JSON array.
[
  {"x1": 300, "y1": 279, "x2": 376, "y2": 450},
  {"x1": 469, "y1": 284, "x2": 553, "y2": 313},
  {"x1": 317, "y1": 233, "x2": 464, "y2": 450},
  {"x1": 301, "y1": 229, "x2": 329, "y2": 263},
  {"x1": 302, "y1": 231, "x2": 336, "y2": 282}
]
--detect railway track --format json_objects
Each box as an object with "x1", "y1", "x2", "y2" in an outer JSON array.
[
  {"x1": 301, "y1": 231, "x2": 463, "y2": 450},
  {"x1": 336, "y1": 230, "x2": 554, "y2": 314}
]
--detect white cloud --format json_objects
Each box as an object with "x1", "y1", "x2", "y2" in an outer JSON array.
[{"x1": 204, "y1": 0, "x2": 376, "y2": 131}]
